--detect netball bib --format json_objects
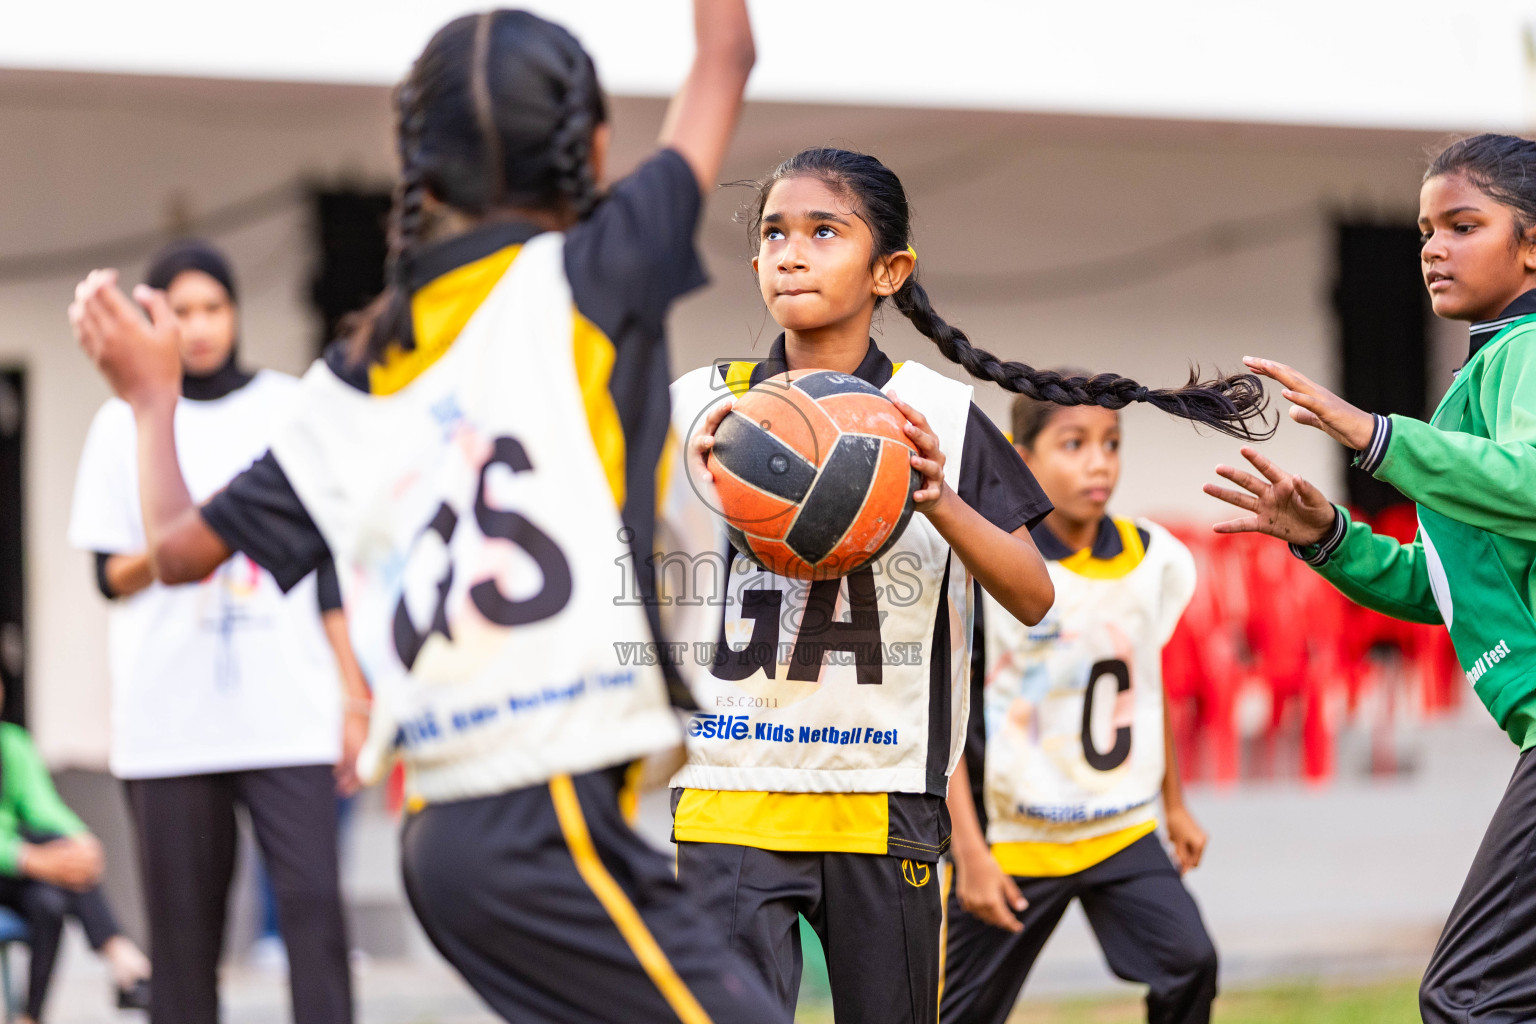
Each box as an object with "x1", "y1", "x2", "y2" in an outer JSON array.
[
  {"x1": 669, "y1": 360, "x2": 974, "y2": 796},
  {"x1": 982, "y1": 520, "x2": 1195, "y2": 845},
  {"x1": 270, "y1": 232, "x2": 680, "y2": 802}
]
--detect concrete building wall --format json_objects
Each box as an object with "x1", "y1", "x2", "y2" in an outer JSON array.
[{"x1": 0, "y1": 71, "x2": 1452, "y2": 771}]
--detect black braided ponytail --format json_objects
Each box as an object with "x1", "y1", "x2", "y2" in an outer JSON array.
[
  {"x1": 367, "y1": 83, "x2": 430, "y2": 362},
  {"x1": 748, "y1": 148, "x2": 1275, "y2": 441},
  {"x1": 356, "y1": 9, "x2": 607, "y2": 364}
]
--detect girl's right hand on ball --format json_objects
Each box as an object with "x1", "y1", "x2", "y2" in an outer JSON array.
[
  {"x1": 69, "y1": 270, "x2": 182, "y2": 413},
  {"x1": 688, "y1": 398, "x2": 734, "y2": 485},
  {"x1": 1203, "y1": 446, "x2": 1336, "y2": 545}
]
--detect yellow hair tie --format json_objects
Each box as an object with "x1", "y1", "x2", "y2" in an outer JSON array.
[{"x1": 906, "y1": 244, "x2": 917, "y2": 260}]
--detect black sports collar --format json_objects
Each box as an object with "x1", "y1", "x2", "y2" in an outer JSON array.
[
  {"x1": 407, "y1": 220, "x2": 543, "y2": 296},
  {"x1": 744, "y1": 335, "x2": 896, "y2": 388},
  {"x1": 1030, "y1": 515, "x2": 1123, "y2": 562},
  {"x1": 321, "y1": 220, "x2": 546, "y2": 389},
  {"x1": 182, "y1": 351, "x2": 253, "y2": 402},
  {"x1": 1469, "y1": 289, "x2": 1536, "y2": 360}
]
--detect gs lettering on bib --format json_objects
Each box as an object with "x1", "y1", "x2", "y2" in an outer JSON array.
[
  {"x1": 668, "y1": 361, "x2": 975, "y2": 796},
  {"x1": 981, "y1": 520, "x2": 1195, "y2": 846},
  {"x1": 270, "y1": 233, "x2": 680, "y2": 802}
]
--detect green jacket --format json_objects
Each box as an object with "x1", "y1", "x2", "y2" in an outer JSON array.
[
  {"x1": 1302, "y1": 316, "x2": 1536, "y2": 747},
  {"x1": 0, "y1": 722, "x2": 88, "y2": 875}
]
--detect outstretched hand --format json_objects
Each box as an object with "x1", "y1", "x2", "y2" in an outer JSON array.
[
  {"x1": 1203, "y1": 446, "x2": 1336, "y2": 545},
  {"x1": 1243, "y1": 357, "x2": 1374, "y2": 450},
  {"x1": 69, "y1": 270, "x2": 182, "y2": 412}
]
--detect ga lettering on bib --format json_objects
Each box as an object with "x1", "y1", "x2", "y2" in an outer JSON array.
[{"x1": 668, "y1": 360, "x2": 975, "y2": 797}]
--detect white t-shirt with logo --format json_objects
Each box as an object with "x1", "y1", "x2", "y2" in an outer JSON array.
[{"x1": 68, "y1": 370, "x2": 342, "y2": 779}]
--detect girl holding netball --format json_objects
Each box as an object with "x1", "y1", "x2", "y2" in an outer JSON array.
[
  {"x1": 1206, "y1": 133, "x2": 1536, "y2": 1024},
  {"x1": 675, "y1": 147, "x2": 1268, "y2": 1024},
  {"x1": 70, "y1": 6, "x2": 784, "y2": 1022},
  {"x1": 940, "y1": 386, "x2": 1216, "y2": 1024}
]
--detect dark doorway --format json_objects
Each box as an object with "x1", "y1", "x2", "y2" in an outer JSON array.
[
  {"x1": 1333, "y1": 222, "x2": 1427, "y2": 515},
  {"x1": 0, "y1": 371, "x2": 25, "y2": 727},
  {"x1": 309, "y1": 189, "x2": 392, "y2": 356}
]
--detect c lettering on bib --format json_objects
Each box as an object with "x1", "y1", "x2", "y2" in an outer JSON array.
[{"x1": 1081, "y1": 658, "x2": 1132, "y2": 772}]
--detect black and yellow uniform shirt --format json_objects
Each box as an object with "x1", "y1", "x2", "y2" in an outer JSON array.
[
  {"x1": 202, "y1": 148, "x2": 705, "y2": 665},
  {"x1": 672, "y1": 336, "x2": 1053, "y2": 861}
]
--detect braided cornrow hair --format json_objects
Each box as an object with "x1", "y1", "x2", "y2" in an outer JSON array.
[
  {"x1": 548, "y1": 56, "x2": 600, "y2": 218},
  {"x1": 747, "y1": 148, "x2": 1275, "y2": 441},
  {"x1": 354, "y1": 9, "x2": 607, "y2": 364},
  {"x1": 366, "y1": 82, "x2": 430, "y2": 359}
]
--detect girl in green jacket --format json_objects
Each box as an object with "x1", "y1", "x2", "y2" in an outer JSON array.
[
  {"x1": 1205, "y1": 133, "x2": 1536, "y2": 1024},
  {"x1": 0, "y1": 678, "x2": 151, "y2": 1021}
]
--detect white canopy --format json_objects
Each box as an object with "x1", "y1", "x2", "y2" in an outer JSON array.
[{"x1": 8, "y1": 0, "x2": 1536, "y2": 131}]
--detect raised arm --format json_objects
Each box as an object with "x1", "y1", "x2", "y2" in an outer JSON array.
[
  {"x1": 70, "y1": 271, "x2": 231, "y2": 584},
  {"x1": 658, "y1": 0, "x2": 755, "y2": 193},
  {"x1": 1373, "y1": 415, "x2": 1536, "y2": 540}
]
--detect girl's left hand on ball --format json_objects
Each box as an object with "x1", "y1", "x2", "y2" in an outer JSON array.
[
  {"x1": 890, "y1": 393, "x2": 949, "y2": 514},
  {"x1": 1243, "y1": 356, "x2": 1374, "y2": 450}
]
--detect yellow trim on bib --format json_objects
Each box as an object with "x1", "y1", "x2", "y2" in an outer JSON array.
[
  {"x1": 1058, "y1": 517, "x2": 1147, "y2": 580},
  {"x1": 991, "y1": 818, "x2": 1156, "y2": 877},
  {"x1": 723, "y1": 360, "x2": 904, "y2": 398},
  {"x1": 549, "y1": 774, "x2": 714, "y2": 1024},
  {"x1": 937, "y1": 860, "x2": 953, "y2": 1017},
  {"x1": 618, "y1": 761, "x2": 645, "y2": 826},
  {"x1": 371, "y1": 243, "x2": 522, "y2": 396},
  {"x1": 654, "y1": 427, "x2": 678, "y2": 517},
  {"x1": 673, "y1": 790, "x2": 890, "y2": 855},
  {"x1": 572, "y1": 311, "x2": 626, "y2": 509},
  {"x1": 723, "y1": 360, "x2": 756, "y2": 398}
]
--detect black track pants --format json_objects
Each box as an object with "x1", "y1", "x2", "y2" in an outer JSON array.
[
  {"x1": 124, "y1": 765, "x2": 352, "y2": 1024},
  {"x1": 1421, "y1": 748, "x2": 1536, "y2": 1024},
  {"x1": 676, "y1": 841, "x2": 944, "y2": 1024},
  {"x1": 401, "y1": 769, "x2": 786, "y2": 1024},
  {"x1": 940, "y1": 835, "x2": 1217, "y2": 1024},
  {"x1": 0, "y1": 875, "x2": 120, "y2": 1020}
]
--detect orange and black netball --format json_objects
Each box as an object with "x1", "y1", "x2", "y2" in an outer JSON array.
[{"x1": 706, "y1": 370, "x2": 921, "y2": 580}]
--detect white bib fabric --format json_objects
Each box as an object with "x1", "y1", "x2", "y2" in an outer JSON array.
[
  {"x1": 269, "y1": 232, "x2": 680, "y2": 803},
  {"x1": 668, "y1": 360, "x2": 974, "y2": 795},
  {"x1": 982, "y1": 520, "x2": 1195, "y2": 845},
  {"x1": 68, "y1": 372, "x2": 341, "y2": 779}
]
